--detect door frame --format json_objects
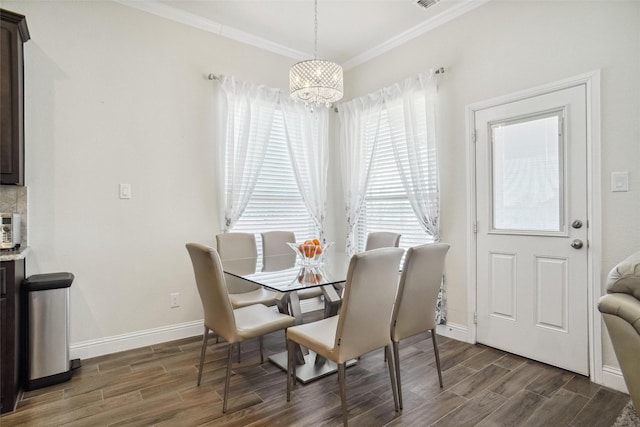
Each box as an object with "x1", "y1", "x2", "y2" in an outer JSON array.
[{"x1": 465, "y1": 70, "x2": 602, "y2": 382}]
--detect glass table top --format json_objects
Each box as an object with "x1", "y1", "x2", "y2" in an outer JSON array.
[{"x1": 221, "y1": 251, "x2": 351, "y2": 293}]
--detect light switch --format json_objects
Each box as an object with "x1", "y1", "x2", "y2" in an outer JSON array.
[
  {"x1": 611, "y1": 172, "x2": 629, "y2": 192},
  {"x1": 119, "y1": 183, "x2": 132, "y2": 199}
]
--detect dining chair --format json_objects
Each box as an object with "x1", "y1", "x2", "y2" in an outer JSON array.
[
  {"x1": 365, "y1": 231, "x2": 401, "y2": 251},
  {"x1": 216, "y1": 232, "x2": 279, "y2": 308},
  {"x1": 390, "y1": 242, "x2": 450, "y2": 409},
  {"x1": 286, "y1": 247, "x2": 404, "y2": 426},
  {"x1": 186, "y1": 243, "x2": 295, "y2": 413},
  {"x1": 261, "y1": 230, "x2": 324, "y2": 301}
]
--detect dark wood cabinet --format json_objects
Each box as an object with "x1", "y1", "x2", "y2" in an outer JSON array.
[
  {"x1": 0, "y1": 9, "x2": 29, "y2": 185},
  {"x1": 0, "y1": 258, "x2": 25, "y2": 414}
]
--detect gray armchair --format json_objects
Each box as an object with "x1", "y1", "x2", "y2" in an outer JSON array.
[{"x1": 598, "y1": 251, "x2": 640, "y2": 410}]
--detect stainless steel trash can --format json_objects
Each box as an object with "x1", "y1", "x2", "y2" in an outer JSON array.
[{"x1": 22, "y1": 272, "x2": 74, "y2": 390}]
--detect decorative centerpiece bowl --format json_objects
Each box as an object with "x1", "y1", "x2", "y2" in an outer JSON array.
[{"x1": 287, "y1": 240, "x2": 334, "y2": 267}]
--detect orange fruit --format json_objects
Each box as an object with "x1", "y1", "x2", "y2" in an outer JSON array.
[
  {"x1": 315, "y1": 246, "x2": 323, "y2": 254},
  {"x1": 312, "y1": 238, "x2": 321, "y2": 246}
]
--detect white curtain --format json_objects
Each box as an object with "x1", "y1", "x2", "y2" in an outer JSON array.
[
  {"x1": 385, "y1": 70, "x2": 444, "y2": 324},
  {"x1": 280, "y1": 95, "x2": 330, "y2": 240},
  {"x1": 385, "y1": 71, "x2": 440, "y2": 241},
  {"x1": 338, "y1": 70, "x2": 445, "y2": 323},
  {"x1": 218, "y1": 76, "x2": 280, "y2": 231},
  {"x1": 338, "y1": 93, "x2": 385, "y2": 254}
]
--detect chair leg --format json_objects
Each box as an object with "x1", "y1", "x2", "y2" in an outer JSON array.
[
  {"x1": 338, "y1": 362, "x2": 348, "y2": 427},
  {"x1": 259, "y1": 336, "x2": 264, "y2": 364},
  {"x1": 386, "y1": 345, "x2": 399, "y2": 412},
  {"x1": 223, "y1": 343, "x2": 234, "y2": 413},
  {"x1": 237, "y1": 342, "x2": 241, "y2": 363},
  {"x1": 392, "y1": 341, "x2": 403, "y2": 410},
  {"x1": 287, "y1": 339, "x2": 296, "y2": 401},
  {"x1": 197, "y1": 326, "x2": 210, "y2": 386},
  {"x1": 431, "y1": 329, "x2": 443, "y2": 388}
]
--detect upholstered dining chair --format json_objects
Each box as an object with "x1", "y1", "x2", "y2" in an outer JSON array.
[
  {"x1": 216, "y1": 232, "x2": 279, "y2": 308},
  {"x1": 186, "y1": 243, "x2": 295, "y2": 413},
  {"x1": 390, "y1": 243, "x2": 450, "y2": 409},
  {"x1": 286, "y1": 247, "x2": 405, "y2": 426},
  {"x1": 261, "y1": 231, "x2": 324, "y2": 301},
  {"x1": 365, "y1": 231, "x2": 401, "y2": 251}
]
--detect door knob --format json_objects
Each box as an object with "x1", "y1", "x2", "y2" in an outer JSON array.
[
  {"x1": 570, "y1": 239, "x2": 584, "y2": 249},
  {"x1": 571, "y1": 220, "x2": 583, "y2": 229}
]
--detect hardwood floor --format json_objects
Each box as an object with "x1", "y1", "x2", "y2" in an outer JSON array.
[{"x1": 1, "y1": 311, "x2": 629, "y2": 426}]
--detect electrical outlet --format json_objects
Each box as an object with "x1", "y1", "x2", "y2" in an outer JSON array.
[{"x1": 170, "y1": 292, "x2": 180, "y2": 308}]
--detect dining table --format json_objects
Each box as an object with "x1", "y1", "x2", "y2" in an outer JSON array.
[{"x1": 221, "y1": 250, "x2": 355, "y2": 383}]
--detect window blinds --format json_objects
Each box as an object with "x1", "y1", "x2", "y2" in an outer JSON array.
[
  {"x1": 231, "y1": 110, "x2": 317, "y2": 254},
  {"x1": 355, "y1": 99, "x2": 435, "y2": 252}
]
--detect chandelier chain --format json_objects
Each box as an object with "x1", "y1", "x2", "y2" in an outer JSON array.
[{"x1": 314, "y1": 0, "x2": 318, "y2": 59}]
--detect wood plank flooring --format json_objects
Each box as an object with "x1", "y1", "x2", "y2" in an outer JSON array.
[{"x1": 1, "y1": 311, "x2": 629, "y2": 426}]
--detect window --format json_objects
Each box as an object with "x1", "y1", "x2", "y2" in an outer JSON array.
[
  {"x1": 230, "y1": 109, "x2": 317, "y2": 253},
  {"x1": 355, "y1": 97, "x2": 435, "y2": 252},
  {"x1": 491, "y1": 111, "x2": 563, "y2": 233}
]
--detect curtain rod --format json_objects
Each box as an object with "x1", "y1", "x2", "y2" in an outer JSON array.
[
  {"x1": 209, "y1": 67, "x2": 443, "y2": 82},
  {"x1": 209, "y1": 68, "x2": 443, "y2": 81},
  {"x1": 332, "y1": 67, "x2": 445, "y2": 112}
]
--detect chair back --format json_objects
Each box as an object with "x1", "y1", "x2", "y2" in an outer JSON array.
[
  {"x1": 186, "y1": 243, "x2": 237, "y2": 342},
  {"x1": 216, "y1": 232, "x2": 257, "y2": 260},
  {"x1": 216, "y1": 233, "x2": 261, "y2": 293},
  {"x1": 334, "y1": 247, "x2": 404, "y2": 362},
  {"x1": 261, "y1": 231, "x2": 296, "y2": 256},
  {"x1": 365, "y1": 232, "x2": 401, "y2": 251},
  {"x1": 391, "y1": 243, "x2": 450, "y2": 342}
]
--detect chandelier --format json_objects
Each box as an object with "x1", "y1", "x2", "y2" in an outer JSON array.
[{"x1": 289, "y1": 0, "x2": 343, "y2": 108}]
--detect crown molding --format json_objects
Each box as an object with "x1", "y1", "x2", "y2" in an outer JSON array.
[
  {"x1": 114, "y1": 0, "x2": 490, "y2": 70},
  {"x1": 113, "y1": 0, "x2": 309, "y2": 61},
  {"x1": 342, "y1": 0, "x2": 491, "y2": 70}
]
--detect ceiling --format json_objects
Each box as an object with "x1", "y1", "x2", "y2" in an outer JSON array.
[{"x1": 117, "y1": 0, "x2": 490, "y2": 70}]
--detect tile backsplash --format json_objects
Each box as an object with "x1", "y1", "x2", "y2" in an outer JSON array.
[{"x1": 0, "y1": 185, "x2": 28, "y2": 247}]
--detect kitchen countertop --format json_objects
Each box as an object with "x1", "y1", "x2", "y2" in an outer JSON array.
[{"x1": 0, "y1": 246, "x2": 30, "y2": 261}]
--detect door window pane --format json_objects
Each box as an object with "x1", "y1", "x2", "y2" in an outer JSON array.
[{"x1": 491, "y1": 112, "x2": 563, "y2": 232}]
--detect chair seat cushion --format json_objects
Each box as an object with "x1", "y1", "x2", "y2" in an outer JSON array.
[
  {"x1": 606, "y1": 251, "x2": 640, "y2": 299},
  {"x1": 234, "y1": 304, "x2": 295, "y2": 341},
  {"x1": 229, "y1": 288, "x2": 279, "y2": 308},
  {"x1": 287, "y1": 316, "x2": 339, "y2": 361}
]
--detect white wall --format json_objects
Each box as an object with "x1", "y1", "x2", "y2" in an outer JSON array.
[
  {"x1": 343, "y1": 0, "x2": 640, "y2": 371},
  {"x1": 3, "y1": 0, "x2": 296, "y2": 351}
]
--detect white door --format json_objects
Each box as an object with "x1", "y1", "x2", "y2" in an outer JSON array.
[{"x1": 475, "y1": 85, "x2": 589, "y2": 375}]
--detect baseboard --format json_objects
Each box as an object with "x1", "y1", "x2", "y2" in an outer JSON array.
[
  {"x1": 436, "y1": 321, "x2": 470, "y2": 343},
  {"x1": 601, "y1": 365, "x2": 629, "y2": 394},
  {"x1": 71, "y1": 298, "x2": 325, "y2": 361},
  {"x1": 70, "y1": 320, "x2": 203, "y2": 360}
]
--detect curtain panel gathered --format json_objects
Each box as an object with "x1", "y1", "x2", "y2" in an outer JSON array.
[
  {"x1": 218, "y1": 76, "x2": 279, "y2": 231},
  {"x1": 338, "y1": 93, "x2": 385, "y2": 255},
  {"x1": 216, "y1": 75, "x2": 329, "y2": 238},
  {"x1": 337, "y1": 70, "x2": 445, "y2": 323},
  {"x1": 280, "y1": 98, "x2": 330, "y2": 241}
]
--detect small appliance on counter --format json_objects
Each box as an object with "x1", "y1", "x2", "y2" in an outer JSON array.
[{"x1": 1, "y1": 213, "x2": 21, "y2": 249}]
